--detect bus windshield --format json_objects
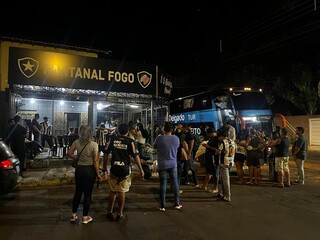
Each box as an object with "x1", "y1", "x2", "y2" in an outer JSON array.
[{"x1": 231, "y1": 92, "x2": 269, "y2": 110}]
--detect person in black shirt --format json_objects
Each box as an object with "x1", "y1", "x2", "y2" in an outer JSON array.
[
  {"x1": 103, "y1": 123, "x2": 144, "y2": 221},
  {"x1": 10, "y1": 115, "x2": 28, "y2": 177},
  {"x1": 31, "y1": 113, "x2": 42, "y2": 143}
]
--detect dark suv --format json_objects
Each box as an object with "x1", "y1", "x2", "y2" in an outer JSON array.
[{"x1": 0, "y1": 140, "x2": 20, "y2": 194}]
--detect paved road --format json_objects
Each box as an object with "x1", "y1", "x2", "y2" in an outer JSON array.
[{"x1": 1, "y1": 160, "x2": 320, "y2": 240}]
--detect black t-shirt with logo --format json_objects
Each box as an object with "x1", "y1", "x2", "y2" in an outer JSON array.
[{"x1": 106, "y1": 135, "x2": 135, "y2": 177}]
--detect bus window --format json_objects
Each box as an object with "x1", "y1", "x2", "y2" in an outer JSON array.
[{"x1": 183, "y1": 98, "x2": 194, "y2": 110}]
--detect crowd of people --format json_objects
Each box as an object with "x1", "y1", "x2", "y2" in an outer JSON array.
[{"x1": 2, "y1": 114, "x2": 308, "y2": 224}]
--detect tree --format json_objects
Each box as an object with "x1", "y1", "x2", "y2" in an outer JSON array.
[{"x1": 272, "y1": 63, "x2": 319, "y2": 115}]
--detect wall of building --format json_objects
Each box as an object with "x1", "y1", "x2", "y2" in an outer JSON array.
[{"x1": 274, "y1": 115, "x2": 320, "y2": 146}]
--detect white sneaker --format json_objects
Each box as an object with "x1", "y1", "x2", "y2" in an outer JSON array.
[
  {"x1": 174, "y1": 204, "x2": 182, "y2": 210},
  {"x1": 223, "y1": 196, "x2": 231, "y2": 202},
  {"x1": 158, "y1": 207, "x2": 165, "y2": 212}
]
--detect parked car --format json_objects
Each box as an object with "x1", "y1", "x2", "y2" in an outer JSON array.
[{"x1": 0, "y1": 140, "x2": 20, "y2": 194}]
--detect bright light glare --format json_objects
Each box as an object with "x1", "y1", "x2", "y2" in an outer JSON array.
[
  {"x1": 97, "y1": 103, "x2": 111, "y2": 110},
  {"x1": 130, "y1": 104, "x2": 139, "y2": 108},
  {"x1": 243, "y1": 116, "x2": 257, "y2": 122}
]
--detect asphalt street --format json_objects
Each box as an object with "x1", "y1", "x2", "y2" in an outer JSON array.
[{"x1": 1, "y1": 149, "x2": 319, "y2": 240}]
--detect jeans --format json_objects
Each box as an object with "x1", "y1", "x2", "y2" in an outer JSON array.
[
  {"x1": 219, "y1": 163, "x2": 231, "y2": 197},
  {"x1": 295, "y1": 158, "x2": 305, "y2": 182},
  {"x1": 177, "y1": 160, "x2": 184, "y2": 185},
  {"x1": 183, "y1": 157, "x2": 198, "y2": 185},
  {"x1": 158, "y1": 167, "x2": 180, "y2": 208}
]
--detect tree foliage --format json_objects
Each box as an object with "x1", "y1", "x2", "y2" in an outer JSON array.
[{"x1": 272, "y1": 63, "x2": 319, "y2": 115}]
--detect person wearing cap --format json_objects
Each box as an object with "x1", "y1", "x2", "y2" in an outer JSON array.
[{"x1": 40, "y1": 116, "x2": 53, "y2": 148}]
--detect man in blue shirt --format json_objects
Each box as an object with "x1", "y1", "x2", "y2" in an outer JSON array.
[{"x1": 153, "y1": 122, "x2": 182, "y2": 211}]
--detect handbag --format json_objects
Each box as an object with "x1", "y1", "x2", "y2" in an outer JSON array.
[{"x1": 72, "y1": 142, "x2": 89, "y2": 168}]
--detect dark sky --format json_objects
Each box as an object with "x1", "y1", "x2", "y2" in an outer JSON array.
[{"x1": 1, "y1": 1, "x2": 319, "y2": 83}]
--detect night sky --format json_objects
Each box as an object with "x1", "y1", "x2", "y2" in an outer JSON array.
[{"x1": 1, "y1": 1, "x2": 319, "y2": 96}]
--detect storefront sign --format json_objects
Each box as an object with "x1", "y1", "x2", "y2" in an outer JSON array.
[{"x1": 8, "y1": 47, "x2": 158, "y2": 95}]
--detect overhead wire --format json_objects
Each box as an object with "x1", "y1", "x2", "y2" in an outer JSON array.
[{"x1": 223, "y1": 0, "x2": 317, "y2": 50}]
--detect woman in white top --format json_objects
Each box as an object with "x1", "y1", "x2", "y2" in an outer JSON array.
[{"x1": 68, "y1": 125, "x2": 102, "y2": 224}]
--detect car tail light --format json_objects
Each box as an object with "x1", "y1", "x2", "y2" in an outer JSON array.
[{"x1": 0, "y1": 160, "x2": 14, "y2": 170}]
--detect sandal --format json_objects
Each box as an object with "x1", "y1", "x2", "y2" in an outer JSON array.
[
  {"x1": 70, "y1": 214, "x2": 78, "y2": 222},
  {"x1": 82, "y1": 216, "x2": 93, "y2": 224}
]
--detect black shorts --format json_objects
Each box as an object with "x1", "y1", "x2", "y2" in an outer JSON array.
[
  {"x1": 246, "y1": 151, "x2": 261, "y2": 167},
  {"x1": 205, "y1": 157, "x2": 219, "y2": 176},
  {"x1": 234, "y1": 153, "x2": 246, "y2": 163}
]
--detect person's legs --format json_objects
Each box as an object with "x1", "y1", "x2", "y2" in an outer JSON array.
[
  {"x1": 117, "y1": 192, "x2": 126, "y2": 216},
  {"x1": 46, "y1": 135, "x2": 53, "y2": 149},
  {"x1": 82, "y1": 168, "x2": 96, "y2": 216},
  {"x1": 168, "y1": 167, "x2": 180, "y2": 206},
  {"x1": 158, "y1": 169, "x2": 168, "y2": 208},
  {"x1": 177, "y1": 160, "x2": 184, "y2": 185},
  {"x1": 253, "y1": 153, "x2": 261, "y2": 184},
  {"x1": 247, "y1": 166, "x2": 254, "y2": 184},
  {"x1": 41, "y1": 135, "x2": 45, "y2": 148},
  {"x1": 15, "y1": 149, "x2": 27, "y2": 174},
  {"x1": 211, "y1": 164, "x2": 220, "y2": 192},
  {"x1": 189, "y1": 158, "x2": 199, "y2": 185},
  {"x1": 277, "y1": 157, "x2": 284, "y2": 187},
  {"x1": 183, "y1": 160, "x2": 190, "y2": 184},
  {"x1": 219, "y1": 164, "x2": 230, "y2": 197},
  {"x1": 72, "y1": 170, "x2": 85, "y2": 214},
  {"x1": 235, "y1": 160, "x2": 244, "y2": 183},
  {"x1": 108, "y1": 191, "x2": 117, "y2": 213},
  {"x1": 202, "y1": 174, "x2": 212, "y2": 190},
  {"x1": 295, "y1": 158, "x2": 305, "y2": 184},
  {"x1": 283, "y1": 157, "x2": 290, "y2": 186}
]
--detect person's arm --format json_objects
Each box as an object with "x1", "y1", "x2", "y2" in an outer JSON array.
[
  {"x1": 92, "y1": 148, "x2": 102, "y2": 181},
  {"x1": 229, "y1": 142, "x2": 235, "y2": 157},
  {"x1": 131, "y1": 141, "x2": 144, "y2": 179},
  {"x1": 202, "y1": 142, "x2": 217, "y2": 151},
  {"x1": 67, "y1": 141, "x2": 77, "y2": 160},
  {"x1": 292, "y1": 142, "x2": 301, "y2": 156},
  {"x1": 269, "y1": 138, "x2": 281, "y2": 147},
  {"x1": 188, "y1": 139, "x2": 194, "y2": 157},
  {"x1": 32, "y1": 124, "x2": 39, "y2": 132},
  {"x1": 134, "y1": 154, "x2": 145, "y2": 179}
]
